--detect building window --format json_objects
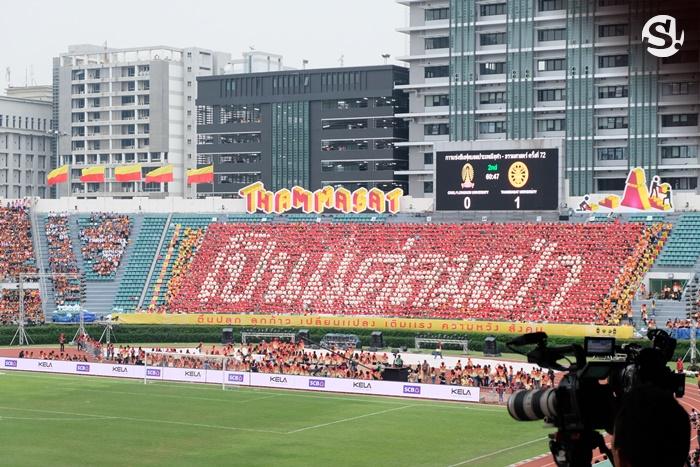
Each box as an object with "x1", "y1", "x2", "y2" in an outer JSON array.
[
  {"x1": 478, "y1": 121, "x2": 506, "y2": 134},
  {"x1": 599, "y1": 0, "x2": 627, "y2": 5},
  {"x1": 219, "y1": 104, "x2": 262, "y2": 124},
  {"x1": 218, "y1": 173, "x2": 262, "y2": 185},
  {"x1": 480, "y1": 32, "x2": 507, "y2": 46},
  {"x1": 539, "y1": 0, "x2": 566, "y2": 11},
  {"x1": 537, "y1": 58, "x2": 565, "y2": 71},
  {"x1": 321, "y1": 161, "x2": 368, "y2": 172},
  {"x1": 662, "y1": 50, "x2": 698, "y2": 64},
  {"x1": 537, "y1": 119, "x2": 565, "y2": 131},
  {"x1": 322, "y1": 119, "x2": 368, "y2": 130},
  {"x1": 423, "y1": 181, "x2": 434, "y2": 194},
  {"x1": 597, "y1": 178, "x2": 626, "y2": 191},
  {"x1": 665, "y1": 177, "x2": 699, "y2": 190},
  {"x1": 480, "y1": 3, "x2": 507, "y2": 16},
  {"x1": 662, "y1": 82, "x2": 699, "y2": 96},
  {"x1": 425, "y1": 94, "x2": 449, "y2": 107},
  {"x1": 322, "y1": 99, "x2": 369, "y2": 110},
  {"x1": 197, "y1": 134, "x2": 215, "y2": 145},
  {"x1": 662, "y1": 114, "x2": 699, "y2": 127},
  {"x1": 424, "y1": 152, "x2": 433, "y2": 165},
  {"x1": 660, "y1": 146, "x2": 698, "y2": 159},
  {"x1": 599, "y1": 24, "x2": 628, "y2": 37},
  {"x1": 480, "y1": 91, "x2": 506, "y2": 104},
  {"x1": 218, "y1": 153, "x2": 261, "y2": 164},
  {"x1": 425, "y1": 66, "x2": 450, "y2": 78},
  {"x1": 425, "y1": 7, "x2": 449, "y2": 21},
  {"x1": 425, "y1": 36, "x2": 450, "y2": 50},
  {"x1": 598, "y1": 85, "x2": 628, "y2": 98},
  {"x1": 537, "y1": 89, "x2": 566, "y2": 101},
  {"x1": 538, "y1": 28, "x2": 566, "y2": 41},
  {"x1": 321, "y1": 140, "x2": 369, "y2": 151},
  {"x1": 424, "y1": 124, "x2": 449, "y2": 135},
  {"x1": 597, "y1": 147, "x2": 627, "y2": 160},
  {"x1": 598, "y1": 55, "x2": 628, "y2": 68},
  {"x1": 480, "y1": 62, "x2": 505, "y2": 75},
  {"x1": 598, "y1": 116, "x2": 628, "y2": 129}
]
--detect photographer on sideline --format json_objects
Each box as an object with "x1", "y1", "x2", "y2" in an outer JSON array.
[{"x1": 612, "y1": 385, "x2": 689, "y2": 467}]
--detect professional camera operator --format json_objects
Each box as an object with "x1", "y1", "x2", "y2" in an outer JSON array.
[{"x1": 612, "y1": 384, "x2": 689, "y2": 467}]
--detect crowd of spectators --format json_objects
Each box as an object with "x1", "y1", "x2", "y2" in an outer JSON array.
[
  {"x1": 0, "y1": 200, "x2": 38, "y2": 281},
  {"x1": 45, "y1": 213, "x2": 81, "y2": 305},
  {"x1": 0, "y1": 289, "x2": 42, "y2": 325},
  {"x1": 16, "y1": 349, "x2": 88, "y2": 362},
  {"x1": 80, "y1": 213, "x2": 131, "y2": 277}
]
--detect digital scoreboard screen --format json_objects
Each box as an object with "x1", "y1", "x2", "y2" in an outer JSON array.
[{"x1": 435, "y1": 149, "x2": 559, "y2": 211}]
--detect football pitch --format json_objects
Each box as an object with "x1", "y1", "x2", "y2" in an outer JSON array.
[{"x1": 0, "y1": 371, "x2": 551, "y2": 467}]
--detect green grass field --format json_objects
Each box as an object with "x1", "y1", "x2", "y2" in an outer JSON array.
[{"x1": 0, "y1": 371, "x2": 552, "y2": 467}]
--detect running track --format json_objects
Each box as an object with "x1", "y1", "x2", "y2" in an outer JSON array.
[{"x1": 511, "y1": 381, "x2": 700, "y2": 466}]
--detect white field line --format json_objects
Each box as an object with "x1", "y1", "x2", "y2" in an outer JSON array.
[
  {"x1": 286, "y1": 405, "x2": 412, "y2": 434},
  {"x1": 0, "y1": 415, "x2": 114, "y2": 422},
  {"x1": 446, "y1": 437, "x2": 548, "y2": 467},
  {"x1": 0, "y1": 406, "x2": 285, "y2": 435}
]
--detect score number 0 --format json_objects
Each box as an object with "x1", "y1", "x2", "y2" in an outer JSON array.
[{"x1": 463, "y1": 196, "x2": 521, "y2": 210}]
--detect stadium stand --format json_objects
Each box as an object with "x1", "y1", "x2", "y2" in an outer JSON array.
[
  {"x1": 0, "y1": 202, "x2": 38, "y2": 281},
  {"x1": 656, "y1": 213, "x2": 700, "y2": 268},
  {"x1": 78, "y1": 213, "x2": 131, "y2": 280},
  {"x1": 45, "y1": 214, "x2": 81, "y2": 306},
  {"x1": 0, "y1": 289, "x2": 42, "y2": 325},
  {"x1": 166, "y1": 222, "x2": 668, "y2": 325}
]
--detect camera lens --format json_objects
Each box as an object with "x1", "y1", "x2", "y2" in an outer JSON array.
[{"x1": 507, "y1": 388, "x2": 557, "y2": 421}]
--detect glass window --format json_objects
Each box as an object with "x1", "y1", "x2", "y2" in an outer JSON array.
[
  {"x1": 539, "y1": 0, "x2": 566, "y2": 11},
  {"x1": 219, "y1": 104, "x2": 262, "y2": 124},
  {"x1": 425, "y1": 66, "x2": 450, "y2": 78},
  {"x1": 424, "y1": 181, "x2": 434, "y2": 194},
  {"x1": 425, "y1": 95, "x2": 449, "y2": 107},
  {"x1": 480, "y1": 3, "x2": 506, "y2": 16},
  {"x1": 598, "y1": 55, "x2": 628, "y2": 68},
  {"x1": 424, "y1": 124, "x2": 449, "y2": 135},
  {"x1": 374, "y1": 160, "x2": 408, "y2": 171},
  {"x1": 537, "y1": 58, "x2": 565, "y2": 71},
  {"x1": 597, "y1": 147, "x2": 627, "y2": 160},
  {"x1": 480, "y1": 92, "x2": 506, "y2": 104},
  {"x1": 321, "y1": 161, "x2": 368, "y2": 172},
  {"x1": 424, "y1": 152, "x2": 433, "y2": 165},
  {"x1": 599, "y1": 24, "x2": 628, "y2": 37},
  {"x1": 478, "y1": 121, "x2": 506, "y2": 134},
  {"x1": 662, "y1": 82, "x2": 699, "y2": 96},
  {"x1": 425, "y1": 7, "x2": 449, "y2": 21},
  {"x1": 597, "y1": 116, "x2": 628, "y2": 129},
  {"x1": 538, "y1": 28, "x2": 566, "y2": 41},
  {"x1": 322, "y1": 99, "x2": 368, "y2": 110},
  {"x1": 480, "y1": 32, "x2": 507, "y2": 46},
  {"x1": 661, "y1": 114, "x2": 699, "y2": 127},
  {"x1": 322, "y1": 119, "x2": 368, "y2": 130},
  {"x1": 660, "y1": 146, "x2": 698, "y2": 158},
  {"x1": 598, "y1": 85, "x2": 628, "y2": 98},
  {"x1": 321, "y1": 140, "x2": 369, "y2": 151},
  {"x1": 537, "y1": 89, "x2": 566, "y2": 101},
  {"x1": 425, "y1": 37, "x2": 450, "y2": 50},
  {"x1": 537, "y1": 119, "x2": 566, "y2": 131},
  {"x1": 480, "y1": 62, "x2": 505, "y2": 75},
  {"x1": 597, "y1": 178, "x2": 626, "y2": 191},
  {"x1": 664, "y1": 177, "x2": 699, "y2": 190}
]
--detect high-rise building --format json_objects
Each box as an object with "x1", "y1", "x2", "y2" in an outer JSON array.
[
  {"x1": 53, "y1": 44, "x2": 231, "y2": 198},
  {"x1": 0, "y1": 95, "x2": 52, "y2": 198},
  {"x1": 195, "y1": 65, "x2": 409, "y2": 197},
  {"x1": 396, "y1": 0, "x2": 700, "y2": 201}
]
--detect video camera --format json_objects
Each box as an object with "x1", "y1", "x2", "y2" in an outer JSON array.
[{"x1": 506, "y1": 329, "x2": 685, "y2": 467}]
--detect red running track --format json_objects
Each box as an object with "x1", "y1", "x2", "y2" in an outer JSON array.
[{"x1": 512, "y1": 380, "x2": 700, "y2": 466}]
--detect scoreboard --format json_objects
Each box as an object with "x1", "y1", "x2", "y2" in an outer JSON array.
[{"x1": 435, "y1": 149, "x2": 559, "y2": 211}]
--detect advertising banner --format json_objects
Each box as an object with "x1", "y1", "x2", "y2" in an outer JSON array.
[{"x1": 114, "y1": 313, "x2": 634, "y2": 339}]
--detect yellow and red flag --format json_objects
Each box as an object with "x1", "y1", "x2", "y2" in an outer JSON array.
[
  {"x1": 47, "y1": 165, "x2": 69, "y2": 185},
  {"x1": 187, "y1": 165, "x2": 214, "y2": 185},
  {"x1": 80, "y1": 166, "x2": 105, "y2": 183},
  {"x1": 145, "y1": 165, "x2": 174, "y2": 184},
  {"x1": 115, "y1": 164, "x2": 142, "y2": 182}
]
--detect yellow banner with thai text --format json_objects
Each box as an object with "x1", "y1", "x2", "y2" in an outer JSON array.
[{"x1": 114, "y1": 313, "x2": 634, "y2": 339}]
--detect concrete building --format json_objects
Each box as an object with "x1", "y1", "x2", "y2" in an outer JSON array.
[
  {"x1": 5, "y1": 85, "x2": 53, "y2": 102},
  {"x1": 53, "y1": 44, "x2": 231, "y2": 199},
  {"x1": 195, "y1": 65, "x2": 409, "y2": 197},
  {"x1": 396, "y1": 0, "x2": 700, "y2": 201},
  {"x1": 0, "y1": 95, "x2": 52, "y2": 198}
]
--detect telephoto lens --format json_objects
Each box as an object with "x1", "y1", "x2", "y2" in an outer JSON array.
[{"x1": 507, "y1": 388, "x2": 557, "y2": 421}]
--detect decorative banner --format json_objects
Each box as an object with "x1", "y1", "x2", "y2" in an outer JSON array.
[
  {"x1": 238, "y1": 182, "x2": 403, "y2": 215},
  {"x1": 187, "y1": 165, "x2": 214, "y2": 184},
  {"x1": 113, "y1": 313, "x2": 634, "y2": 339},
  {"x1": 115, "y1": 164, "x2": 142, "y2": 182},
  {"x1": 80, "y1": 166, "x2": 105, "y2": 183},
  {"x1": 47, "y1": 165, "x2": 69, "y2": 185},
  {"x1": 145, "y1": 165, "x2": 174, "y2": 184},
  {"x1": 577, "y1": 167, "x2": 674, "y2": 213}
]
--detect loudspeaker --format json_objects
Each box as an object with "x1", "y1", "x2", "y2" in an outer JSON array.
[
  {"x1": 383, "y1": 367, "x2": 409, "y2": 382},
  {"x1": 370, "y1": 331, "x2": 384, "y2": 348},
  {"x1": 297, "y1": 329, "x2": 310, "y2": 344},
  {"x1": 221, "y1": 328, "x2": 233, "y2": 345},
  {"x1": 483, "y1": 336, "x2": 500, "y2": 357}
]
